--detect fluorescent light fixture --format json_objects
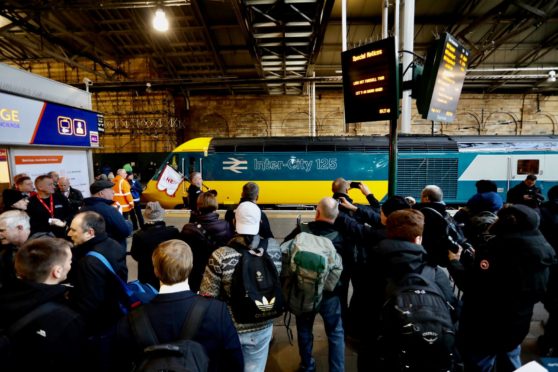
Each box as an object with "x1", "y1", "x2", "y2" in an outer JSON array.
[
  {"x1": 153, "y1": 9, "x2": 169, "y2": 32},
  {"x1": 548, "y1": 71, "x2": 556, "y2": 83}
]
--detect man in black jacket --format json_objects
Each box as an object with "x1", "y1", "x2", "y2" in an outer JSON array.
[
  {"x1": 448, "y1": 204, "x2": 556, "y2": 371},
  {"x1": 81, "y1": 179, "x2": 133, "y2": 249},
  {"x1": 224, "y1": 182, "x2": 274, "y2": 238},
  {"x1": 0, "y1": 210, "x2": 31, "y2": 289},
  {"x1": 26, "y1": 174, "x2": 72, "y2": 238},
  {"x1": 131, "y1": 201, "x2": 180, "y2": 289},
  {"x1": 67, "y1": 211, "x2": 127, "y2": 332},
  {"x1": 58, "y1": 176, "x2": 84, "y2": 214},
  {"x1": 507, "y1": 174, "x2": 544, "y2": 208},
  {"x1": 0, "y1": 237, "x2": 86, "y2": 372}
]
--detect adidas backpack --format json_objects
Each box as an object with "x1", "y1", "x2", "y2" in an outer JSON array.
[
  {"x1": 280, "y1": 225, "x2": 343, "y2": 316},
  {"x1": 229, "y1": 238, "x2": 284, "y2": 324},
  {"x1": 378, "y1": 265, "x2": 456, "y2": 371}
]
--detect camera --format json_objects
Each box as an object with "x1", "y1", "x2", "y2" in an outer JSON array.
[{"x1": 349, "y1": 181, "x2": 361, "y2": 189}]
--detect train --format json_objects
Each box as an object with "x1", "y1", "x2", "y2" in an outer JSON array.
[{"x1": 141, "y1": 135, "x2": 558, "y2": 209}]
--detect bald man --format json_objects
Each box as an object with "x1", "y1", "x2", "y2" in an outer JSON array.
[{"x1": 58, "y1": 177, "x2": 84, "y2": 214}]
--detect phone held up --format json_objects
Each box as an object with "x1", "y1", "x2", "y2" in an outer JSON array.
[{"x1": 349, "y1": 181, "x2": 361, "y2": 189}]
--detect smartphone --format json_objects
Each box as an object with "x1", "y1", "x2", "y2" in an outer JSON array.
[{"x1": 350, "y1": 181, "x2": 361, "y2": 189}]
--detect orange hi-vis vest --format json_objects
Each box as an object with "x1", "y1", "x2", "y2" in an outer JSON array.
[{"x1": 113, "y1": 175, "x2": 134, "y2": 213}]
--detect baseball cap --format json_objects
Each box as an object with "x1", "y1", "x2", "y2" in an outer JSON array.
[{"x1": 235, "y1": 201, "x2": 261, "y2": 235}]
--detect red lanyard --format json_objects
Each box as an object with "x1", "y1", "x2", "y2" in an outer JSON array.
[{"x1": 37, "y1": 195, "x2": 54, "y2": 217}]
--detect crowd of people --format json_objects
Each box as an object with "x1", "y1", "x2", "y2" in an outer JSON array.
[{"x1": 0, "y1": 169, "x2": 557, "y2": 372}]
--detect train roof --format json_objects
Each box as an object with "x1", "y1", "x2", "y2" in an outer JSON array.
[{"x1": 174, "y1": 135, "x2": 558, "y2": 154}]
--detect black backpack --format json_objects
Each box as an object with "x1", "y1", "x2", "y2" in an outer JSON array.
[
  {"x1": 421, "y1": 207, "x2": 470, "y2": 267},
  {"x1": 229, "y1": 238, "x2": 284, "y2": 323},
  {"x1": 378, "y1": 265, "x2": 456, "y2": 372},
  {"x1": 129, "y1": 296, "x2": 210, "y2": 372},
  {"x1": 0, "y1": 302, "x2": 58, "y2": 363},
  {"x1": 181, "y1": 223, "x2": 220, "y2": 292}
]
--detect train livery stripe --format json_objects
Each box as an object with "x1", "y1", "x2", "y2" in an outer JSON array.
[{"x1": 143, "y1": 179, "x2": 389, "y2": 208}]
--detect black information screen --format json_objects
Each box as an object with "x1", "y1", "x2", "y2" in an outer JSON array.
[
  {"x1": 418, "y1": 33, "x2": 470, "y2": 122},
  {"x1": 341, "y1": 37, "x2": 399, "y2": 123}
]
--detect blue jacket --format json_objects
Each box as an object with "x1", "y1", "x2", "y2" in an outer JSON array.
[
  {"x1": 116, "y1": 291, "x2": 244, "y2": 372},
  {"x1": 81, "y1": 197, "x2": 132, "y2": 248}
]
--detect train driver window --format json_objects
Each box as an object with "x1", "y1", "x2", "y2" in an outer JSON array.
[
  {"x1": 516, "y1": 159, "x2": 539, "y2": 175},
  {"x1": 188, "y1": 157, "x2": 196, "y2": 175}
]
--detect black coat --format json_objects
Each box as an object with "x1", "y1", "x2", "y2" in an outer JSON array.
[
  {"x1": 0, "y1": 243, "x2": 17, "y2": 290},
  {"x1": 506, "y1": 181, "x2": 544, "y2": 207},
  {"x1": 131, "y1": 221, "x2": 180, "y2": 289},
  {"x1": 0, "y1": 280, "x2": 86, "y2": 371},
  {"x1": 81, "y1": 196, "x2": 133, "y2": 249},
  {"x1": 27, "y1": 193, "x2": 72, "y2": 238},
  {"x1": 181, "y1": 212, "x2": 234, "y2": 292},
  {"x1": 68, "y1": 232, "x2": 128, "y2": 333},
  {"x1": 115, "y1": 291, "x2": 244, "y2": 372},
  {"x1": 59, "y1": 186, "x2": 84, "y2": 214},
  {"x1": 448, "y1": 217, "x2": 556, "y2": 353}
]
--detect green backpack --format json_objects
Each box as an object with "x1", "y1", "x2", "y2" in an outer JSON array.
[{"x1": 280, "y1": 225, "x2": 343, "y2": 316}]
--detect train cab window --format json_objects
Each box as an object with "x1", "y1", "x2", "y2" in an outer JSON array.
[
  {"x1": 188, "y1": 157, "x2": 196, "y2": 176},
  {"x1": 517, "y1": 159, "x2": 539, "y2": 175}
]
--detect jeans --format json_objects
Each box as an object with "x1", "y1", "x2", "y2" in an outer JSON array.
[
  {"x1": 238, "y1": 324, "x2": 273, "y2": 372},
  {"x1": 296, "y1": 295, "x2": 345, "y2": 372},
  {"x1": 463, "y1": 344, "x2": 522, "y2": 372}
]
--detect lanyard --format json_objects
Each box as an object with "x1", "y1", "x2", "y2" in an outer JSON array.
[{"x1": 37, "y1": 195, "x2": 54, "y2": 217}]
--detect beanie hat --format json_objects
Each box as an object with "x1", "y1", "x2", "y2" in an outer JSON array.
[
  {"x1": 235, "y1": 202, "x2": 261, "y2": 235},
  {"x1": 2, "y1": 189, "x2": 27, "y2": 208},
  {"x1": 493, "y1": 204, "x2": 539, "y2": 233},
  {"x1": 123, "y1": 163, "x2": 133, "y2": 173},
  {"x1": 144, "y1": 201, "x2": 165, "y2": 222},
  {"x1": 381, "y1": 195, "x2": 411, "y2": 217}
]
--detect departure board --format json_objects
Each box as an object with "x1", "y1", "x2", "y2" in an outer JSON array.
[
  {"x1": 417, "y1": 33, "x2": 470, "y2": 122},
  {"x1": 341, "y1": 37, "x2": 399, "y2": 123}
]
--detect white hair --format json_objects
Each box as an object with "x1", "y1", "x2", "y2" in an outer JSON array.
[{"x1": 0, "y1": 210, "x2": 30, "y2": 230}]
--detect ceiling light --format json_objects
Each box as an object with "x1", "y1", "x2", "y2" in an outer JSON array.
[
  {"x1": 153, "y1": 9, "x2": 169, "y2": 32},
  {"x1": 548, "y1": 70, "x2": 556, "y2": 83}
]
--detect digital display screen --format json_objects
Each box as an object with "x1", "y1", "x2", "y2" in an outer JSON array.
[
  {"x1": 341, "y1": 37, "x2": 399, "y2": 123},
  {"x1": 417, "y1": 33, "x2": 470, "y2": 122}
]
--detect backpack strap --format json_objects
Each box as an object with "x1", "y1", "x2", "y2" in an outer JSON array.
[
  {"x1": 86, "y1": 251, "x2": 133, "y2": 301},
  {"x1": 195, "y1": 223, "x2": 218, "y2": 248},
  {"x1": 299, "y1": 223, "x2": 311, "y2": 234},
  {"x1": 180, "y1": 296, "x2": 211, "y2": 340},
  {"x1": 129, "y1": 306, "x2": 160, "y2": 348},
  {"x1": 7, "y1": 302, "x2": 58, "y2": 337},
  {"x1": 129, "y1": 296, "x2": 211, "y2": 349}
]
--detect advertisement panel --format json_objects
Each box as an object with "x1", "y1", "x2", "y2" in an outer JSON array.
[
  {"x1": 0, "y1": 92, "x2": 102, "y2": 147},
  {"x1": 11, "y1": 148, "x2": 91, "y2": 197}
]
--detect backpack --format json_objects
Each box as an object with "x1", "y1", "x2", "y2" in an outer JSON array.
[
  {"x1": 421, "y1": 207, "x2": 470, "y2": 267},
  {"x1": 0, "y1": 302, "x2": 58, "y2": 362},
  {"x1": 378, "y1": 265, "x2": 456, "y2": 371},
  {"x1": 229, "y1": 238, "x2": 284, "y2": 324},
  {"x1": 181, "y1": 223, "x2": 220, "y2": 292},
  {"x1": 129, "y1": 296, "x2": 210, "y2": 372},
  {"x1": 87, "y1": 251, "x2": 158, "y2": 314},
  {"x1": 281, "y1": 224, "x2": 343, "y2": 316}
]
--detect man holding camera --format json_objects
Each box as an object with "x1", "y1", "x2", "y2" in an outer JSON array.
[
  {"x1": 507, "y1": 174, "x2": 544, "y2": 209},
  {"x1": 330, "y1": 177, "x2": 382, "y2": 335}
]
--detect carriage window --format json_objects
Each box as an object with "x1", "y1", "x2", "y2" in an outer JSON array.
[{"x1": 516, "y1": 160, "x2": 539, "y2": 175}]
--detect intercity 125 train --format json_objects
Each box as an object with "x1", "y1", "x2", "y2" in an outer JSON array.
[{"x1": 142, "y1": 135, "x2": 558, "y2": 209}]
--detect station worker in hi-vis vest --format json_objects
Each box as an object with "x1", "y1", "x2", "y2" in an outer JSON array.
[{"x1": 112, "y1": 169, "x2": 134, "y2": 219}]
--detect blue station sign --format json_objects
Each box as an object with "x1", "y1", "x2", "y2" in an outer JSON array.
[{"x1": 0, "y1": 92, "x2": 103, "y2": 147}]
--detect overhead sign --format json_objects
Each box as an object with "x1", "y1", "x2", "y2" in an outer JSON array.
[
  {"x1": 341, "y1": 37, "x2": 399, "y2": 123},
  {"x1": 417, "y1": 33, "x2": 470, "y2": 122},
  {"x1": 0, "y1": 92, "x2": 103, "y2": 147}
]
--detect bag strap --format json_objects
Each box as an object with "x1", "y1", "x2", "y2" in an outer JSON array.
[
  {"x1": 86, "y1": 251, "x2": 133, "y2": 298},
  {"x1": 422, "y1": 206, "x2": 445, "y2": 220},
  {"x1": 7, "y1": 302, "x2": 58, "y2": 337},
  {"x1": 180, "y1": 296, "x2": 211, "y2": 340},
  {"x1": 195, "y1": 223, "x2": 218, "y2": 247},
  {"x1": 129, "y1": 305, "x2": 159, "y2": 348}
]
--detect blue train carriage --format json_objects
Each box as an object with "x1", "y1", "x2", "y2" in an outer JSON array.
[{"x1": 142, "y1": 135, "x2": 558, "y2": 209}]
